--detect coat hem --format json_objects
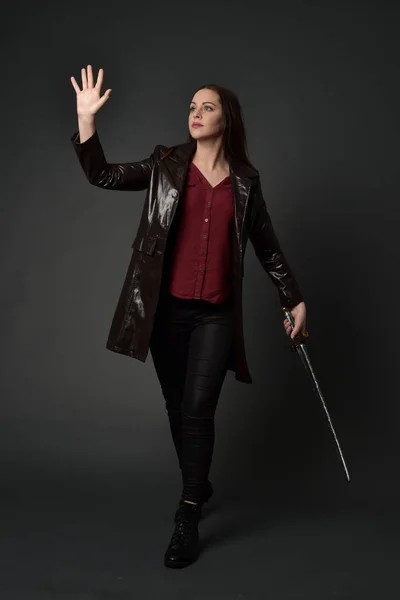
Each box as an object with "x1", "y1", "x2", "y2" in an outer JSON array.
[{"x1": 105, "y1": 343, "x2": 252, "y2": 384}]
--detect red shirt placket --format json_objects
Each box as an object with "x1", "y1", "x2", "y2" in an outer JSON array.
[{"x1": 194, "y1": 182, "x2": 213, "y2": 298}]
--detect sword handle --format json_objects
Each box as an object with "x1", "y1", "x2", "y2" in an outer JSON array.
[{"x1": 282, "y1": 306, "x2": 309, "y2": 347}]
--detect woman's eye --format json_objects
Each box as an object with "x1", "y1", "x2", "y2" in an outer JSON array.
[{"x1": 189, "y1": 106, "x2": 213, "y2": 112}]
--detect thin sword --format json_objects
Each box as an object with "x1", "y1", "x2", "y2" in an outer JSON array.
[{"x1": 282, "y1": 307, "x2": 350, "y2": 482}]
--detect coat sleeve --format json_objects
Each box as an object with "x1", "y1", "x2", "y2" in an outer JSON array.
[
  {"x1": 70, "y1": 129, "x2": 160, "y2": 191},
  {"x1": 248, "y1": 178, "x2": 304, "y2": 309}
]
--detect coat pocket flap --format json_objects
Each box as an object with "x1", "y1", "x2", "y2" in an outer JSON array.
[{"x1": 131, "y1": 236, "x2": 157, "y2": 255}]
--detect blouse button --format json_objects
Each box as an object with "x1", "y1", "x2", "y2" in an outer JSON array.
[{"x1": 205, "y1": 218, "x2": 208, "y2": 222}]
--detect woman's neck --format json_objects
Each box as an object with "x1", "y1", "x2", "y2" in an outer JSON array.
[{"x1": 192, "y1": 137, "x2": 229, "y2": 172}]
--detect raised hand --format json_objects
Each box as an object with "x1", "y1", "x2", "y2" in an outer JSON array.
[{"x1": 70, "y1": 65, "x2": 112, "y2": 120}]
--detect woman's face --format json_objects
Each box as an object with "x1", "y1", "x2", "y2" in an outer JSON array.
[{"x1": 188, "y1": 88, "x2": 225, "y2": 141}]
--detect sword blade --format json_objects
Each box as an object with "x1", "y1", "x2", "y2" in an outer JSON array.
[{"x1": 283, "y1": 309, "x2": 350, "y2": 482}]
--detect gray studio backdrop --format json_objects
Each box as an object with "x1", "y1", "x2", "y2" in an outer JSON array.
[{"x1": 1, "y1": 0, "x2": 399, "y2": 508}]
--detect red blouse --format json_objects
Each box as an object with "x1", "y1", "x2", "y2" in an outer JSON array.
[{"x1": 168, "y1": 161, "x2": 235, "y2": 304}]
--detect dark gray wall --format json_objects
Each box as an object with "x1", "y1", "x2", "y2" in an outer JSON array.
[{"x1": 1, "y1": 0, "x2": 399, "y2": 508}]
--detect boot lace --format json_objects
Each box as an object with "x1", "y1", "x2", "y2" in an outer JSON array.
[
  {"x1": 170, "y1": 507, "x2": 199, "y2": 547},
  {"x1": 171, "y1": 518, "x2": 195, "y2": 547}
]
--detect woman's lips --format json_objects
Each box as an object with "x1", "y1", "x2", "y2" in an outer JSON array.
[{"x1": 191, "y1": 123, "x2": 203, "y2": 128}]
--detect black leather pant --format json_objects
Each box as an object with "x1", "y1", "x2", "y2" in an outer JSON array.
[{"x1": 149, "y1": 291, "x2": 235, "y2": 503}]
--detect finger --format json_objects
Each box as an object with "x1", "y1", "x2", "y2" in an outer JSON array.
[
  {"x1": 70, "y1": 76, "x2": 81, "y2": 94},
  {"x1": 99, "y1": 89, "x2": 112, "y2": 105},
  {"x1": 87, "y1": 64, "x2": 93, "y2": 88},
  {"x1": 95, "y1": 67, "x2": 104, "y2": 92},
  {"x1": 94, "y1": 90, "x2": 112, "y2": 112},
  {"x1": 81, "y1": 67, "x2": 87, "y2": 89}
]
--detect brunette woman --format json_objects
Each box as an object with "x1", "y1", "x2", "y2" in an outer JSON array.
[{"x1": 70, "y1": 65, "x2": 307, "y2": 569}]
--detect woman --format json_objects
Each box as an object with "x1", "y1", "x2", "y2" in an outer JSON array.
[{"x1": 70, "y1": 65, "x2": 307, "y2": 569}]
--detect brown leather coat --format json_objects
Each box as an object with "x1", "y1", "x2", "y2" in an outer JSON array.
[{"x1": 71, "y1": 130, "x2": 304, "y2": 383}]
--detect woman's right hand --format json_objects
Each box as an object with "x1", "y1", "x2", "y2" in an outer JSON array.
[{"x1": 70, "y1": 65, "x2": 112, "y2": 120}]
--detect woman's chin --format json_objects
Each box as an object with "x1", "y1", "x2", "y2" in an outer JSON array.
[
  {"x1": 190, "y1": 128, "x2": 206, "y2": 138},
  {"x1": 190, "y1": 129, "x2": 221, "y2": 141}
]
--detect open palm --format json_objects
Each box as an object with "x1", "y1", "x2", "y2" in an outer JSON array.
[{"x1": 70, "y1": 65, "x2": 112, "y2": 119}]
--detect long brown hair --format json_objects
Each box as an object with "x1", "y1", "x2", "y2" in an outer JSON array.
[{"x1": 185, "y1": 83, "x2": 258, "y2": 172}]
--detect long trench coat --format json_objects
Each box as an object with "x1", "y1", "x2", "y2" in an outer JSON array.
[{"x1": 71, "y1": 129, "x2": 304, "y2": 384}]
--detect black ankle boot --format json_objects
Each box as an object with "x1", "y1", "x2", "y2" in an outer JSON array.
[{"x1": 164, "y1": 501, "x2": 203, "y2": 568}]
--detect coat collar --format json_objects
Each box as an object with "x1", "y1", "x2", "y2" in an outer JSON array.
[{"x1": 163, "y1": 140, "x2": 259, "y2": 181}]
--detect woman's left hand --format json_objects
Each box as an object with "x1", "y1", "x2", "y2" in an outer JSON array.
[{"x1": 283, "y1": 301, "x2": 307, "y2": 340}]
